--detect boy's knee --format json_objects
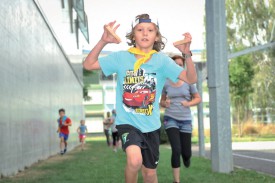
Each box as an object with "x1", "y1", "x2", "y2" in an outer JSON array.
[
  {"x1": 127, "y1": 156, "x2": 142, "y2": 171},
  {"x1": 125, "y1": 145, "x2": 142, "y2": 171}
]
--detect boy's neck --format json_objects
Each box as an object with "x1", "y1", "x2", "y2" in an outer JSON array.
[
  {"x1": 135, "y1": 46, "x2": 154, "y2": 53},
  {"x1": 134, "y1": 46, "x2": 155, "y2": 59}
]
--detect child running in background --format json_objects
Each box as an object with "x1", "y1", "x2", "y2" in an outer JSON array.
[
  {"x1": 103, "y1": 111, "x2": 112, "y2": 146},
  {"x1": 57, "y1": 108, "x2": 72, "y2": 155},
  {"x1": 110, "y1": 109, "x2": 119, "y2": 152},
  {"x1": 83, "y1": 13, "x2": 197, "y2": 183},
  {"x1": 77, "y1": 120, "x2": 88, "y2": 151}
]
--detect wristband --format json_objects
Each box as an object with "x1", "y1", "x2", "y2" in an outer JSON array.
[{"x1": 182, "y1": 51, "x2": 192, "y2": 59}]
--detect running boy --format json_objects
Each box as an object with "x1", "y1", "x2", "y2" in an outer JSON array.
[
  {"x1": 83, "y1": 14, "x2": 197, "y2": 183},
  {"x1": 77, "y1": 120, "x2": 88, "y2": 151},
  {"x1": 57, "y1": 108, "x2": 72, "y2": 155}
]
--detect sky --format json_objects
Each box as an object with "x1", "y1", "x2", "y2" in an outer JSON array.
[{"x1": 84, "y1": 0, "x2": 205, "y2": 53}]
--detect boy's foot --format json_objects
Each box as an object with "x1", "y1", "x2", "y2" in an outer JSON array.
[
  {"x1": 184, "y1": 159, "x2": 190, "y2": 168},
  {"x1": 64, "y1": 148, "x2": 67, "y2": 154},
  {"x1": 60, "y1": 151, "x2": 64, "y2": 155},
  {"x1": 113, "y1": 149, "x2": 117, "y2": 152}
]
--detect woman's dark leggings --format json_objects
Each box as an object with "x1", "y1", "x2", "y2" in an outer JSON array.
[
  {"x1": 166, "y1": 128, "x2": 192, "y2": 168},
  {"x1": 104, "y1": 129, "x2": 110, "y2": 146},
  {"x1": 112, "y1": 131, "x2": 119, "y2": 146}
]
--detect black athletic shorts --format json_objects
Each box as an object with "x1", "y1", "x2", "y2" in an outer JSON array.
[{"x1": 116, "y1": 124, "x2": 160, "y2": 169}]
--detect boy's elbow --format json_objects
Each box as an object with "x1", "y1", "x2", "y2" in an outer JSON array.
[
  {"x1": 184, "y1": 77, "x2": 197, "y2": 84},
  {"x1": 189, "y1": 76, "x2": 197, "y2": 84},
  {"x1": 198, "y1": 97, "x2": 202, "y2": 103},
  {"x1": 186, "y1": 73, "x2": 197, "y2": 84},
  {"x1": 83, "y1": 60, "x2": 100, "y2": 71},
  {"x1": 83, "y1": 62, "x2": 92, "y2": 71},
  {"x1": 180, "y1": 71, "x2": 197, "y2": 84}
]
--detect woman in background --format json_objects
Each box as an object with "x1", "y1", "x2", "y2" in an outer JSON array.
[{"x1": 160, "y1": 55, "x2": 201, "y2": 183}]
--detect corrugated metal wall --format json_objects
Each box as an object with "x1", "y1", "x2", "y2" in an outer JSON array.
[{"x1": 0, "y1": 0, "x2": 84, "y2": 176}]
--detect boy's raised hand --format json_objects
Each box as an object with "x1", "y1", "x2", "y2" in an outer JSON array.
[
  {"x1": 173, "y1": 32, "x2": 192, "y2": 53},
  {"x1": 101, "y1": 21, "x2": 121, "y2": 44}
]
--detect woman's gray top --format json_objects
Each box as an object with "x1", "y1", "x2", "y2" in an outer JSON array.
[{"x1": 162, "y1": 80, "x2": 198, "y2": 120}]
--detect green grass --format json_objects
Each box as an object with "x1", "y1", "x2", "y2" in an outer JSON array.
[
  {"x1": 1, "y1": 139, "x2": 275, "y2": 183},
  {"x1": 191, "y1": 134, "x2": 275, "y2": 145},
  {"x1": 232, "y1": 134, "x2": 275, "y2": 142}
]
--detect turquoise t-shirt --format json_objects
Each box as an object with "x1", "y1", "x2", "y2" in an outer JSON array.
[{"x1": 99, "y1": 51, "x2": 183, "y2": 133}]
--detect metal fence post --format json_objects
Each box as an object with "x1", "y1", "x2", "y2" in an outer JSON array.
[
  {"x1": 196, "y1": 62, "x2": 205, "y2": 157},
  {"x1": 205, "y1": 0, "x2": 233, "y2": 173}
]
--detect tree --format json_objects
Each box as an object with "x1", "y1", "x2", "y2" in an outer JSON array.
[
  {"x1": 252, "y1": 58, "x2": 275, "y2": 122},
  {"x1": 226, "y1": 1, "x2": 275, "y2": 49},
  {"x1": 226, "y1": 0, "x2": 275, "y2": 123},
  {"x1": 229, "y1": 52, "x2": 255, "y2": 136}
]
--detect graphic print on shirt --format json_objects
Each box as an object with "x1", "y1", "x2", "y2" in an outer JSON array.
[{"x1": 123, "y1": 69, "x2": 156, "y2": 116}]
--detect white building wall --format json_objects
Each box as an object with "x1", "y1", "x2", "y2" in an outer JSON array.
[{"x1": 0, "y1": 0, "x2": 84, "y2": 176}]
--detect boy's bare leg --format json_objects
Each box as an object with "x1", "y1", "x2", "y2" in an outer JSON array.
[
  {"x1": 172, "y1": 168, "x2": 180, "y2": 183},
  {"x1": 81, "y1": 139, "x2": 84, "y2": 150},
  {"x1": 141, "y1": 165, "x2": 158, "y2": 183},
  {"x1": 125, "y1": 145, "x2": 142, "y2": 183},
  {"x1": 60, "y1": 137, "x2": 65, "y2": 152}
]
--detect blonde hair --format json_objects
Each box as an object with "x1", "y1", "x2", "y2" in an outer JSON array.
[{"x1": 126, "y1": 14, "x2": 166, "y2": 52}]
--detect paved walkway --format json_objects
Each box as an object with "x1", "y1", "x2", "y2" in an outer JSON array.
[{"x1": 193, "y1": 141, "x2": 275, "y2": 177}]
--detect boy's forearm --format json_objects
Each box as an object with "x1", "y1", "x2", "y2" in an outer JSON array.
[
  {"x1": 83, "y1": 40, "x2": 107, "y2": 70},
  {"x1": 185, "y1": 58, "x2": 197, "y2": 84}
]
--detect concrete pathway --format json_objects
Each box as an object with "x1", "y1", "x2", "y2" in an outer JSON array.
[{"x1": 192, "y1": 141, "x2": 275, "y2": 177}]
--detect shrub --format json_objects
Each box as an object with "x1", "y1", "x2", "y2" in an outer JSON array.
[
  {"x1": 242, "y1": 122, "x2": 259, "y2": 135},
  {"x1": 159, "y1": 112, "x2": 169, "y2": 144},
  {"x1": 258, "y1": 123, "x2": 275, "y2": 135}
]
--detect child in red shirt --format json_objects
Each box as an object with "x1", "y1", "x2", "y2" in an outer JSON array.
[{"x1": 57, "y1": 108, "x2": 72, "y2": 155}]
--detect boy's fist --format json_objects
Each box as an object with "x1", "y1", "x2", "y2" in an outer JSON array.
[{"x1": 105, "y1": 25, "x2": 121, "y2": 43}]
